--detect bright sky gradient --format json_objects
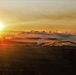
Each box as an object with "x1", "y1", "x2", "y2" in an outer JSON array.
[{"x1": 0, "y1": 0, "x2": 76, "y2": 33}]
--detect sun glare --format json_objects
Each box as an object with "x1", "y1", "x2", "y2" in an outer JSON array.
[{"x1": 0, "y1": 22, "x2": 4, "y2": 30}]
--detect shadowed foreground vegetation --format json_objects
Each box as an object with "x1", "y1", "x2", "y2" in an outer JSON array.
[{"x1": 0, "y1": 41, "x2": 76, "y2": 75}]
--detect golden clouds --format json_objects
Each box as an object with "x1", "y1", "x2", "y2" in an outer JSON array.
[{"x1": 0, "y1": 3, "x2": 76, "y2": 33}]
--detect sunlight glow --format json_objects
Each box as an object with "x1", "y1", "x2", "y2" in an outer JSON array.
[{"x1": 0, "y1": 22, "x2": 4, "y2": 30}]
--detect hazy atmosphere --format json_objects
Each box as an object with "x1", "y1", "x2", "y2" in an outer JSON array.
[
  {"x1": 0, "y1": 0, "x2": 76, "y2": 33},
  {"x1": 0, "y1": 0, "x2": 76, "y2": 75}
]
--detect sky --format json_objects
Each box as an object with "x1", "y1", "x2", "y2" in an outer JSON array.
[{"x1": 0, "y1": 0, "x2": 76, "y2": 33}]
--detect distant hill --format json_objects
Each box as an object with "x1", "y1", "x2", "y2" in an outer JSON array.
[{"x1": 42, "y1": 41, "x2": 76, "y2": 46}]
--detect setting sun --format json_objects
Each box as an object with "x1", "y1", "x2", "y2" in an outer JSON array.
[{"x1": 0, "y1": 22, "x2": 4, "y2": 30}]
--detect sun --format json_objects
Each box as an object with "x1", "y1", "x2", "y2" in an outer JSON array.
[{"x1": 0, "y1": 22, "x2": 4, "y2": 30}]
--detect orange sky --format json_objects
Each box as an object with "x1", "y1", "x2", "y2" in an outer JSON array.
[{"x1": 0, "y1": 0, "x2": 76, "y2": 33}]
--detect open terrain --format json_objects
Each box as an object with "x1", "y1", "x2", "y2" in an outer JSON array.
[{"x1": 0, "y1": 41, "x2": 76, "y2": 75}]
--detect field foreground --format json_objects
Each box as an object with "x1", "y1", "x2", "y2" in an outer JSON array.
[{"x1": 0, "y1": 42, "x2": 76, "y2": 75}]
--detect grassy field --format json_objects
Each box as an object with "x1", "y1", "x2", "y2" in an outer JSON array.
[{"x1": 0, "y1": 41, "x2": 76, "y2": 75}]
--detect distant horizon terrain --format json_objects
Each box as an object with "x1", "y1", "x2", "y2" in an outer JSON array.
[{"x1": 0, "y1": 30, "x2": 76, "y2": 46}]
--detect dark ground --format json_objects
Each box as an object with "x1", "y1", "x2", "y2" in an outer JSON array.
[{"x1": 0, "y1": 41, "x2": 76, "y2": 75}]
